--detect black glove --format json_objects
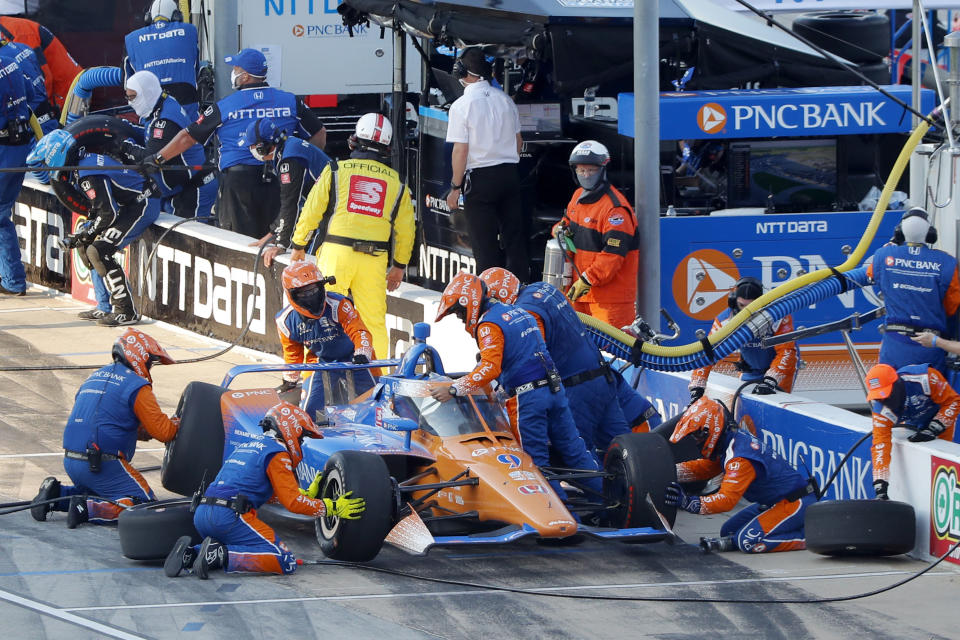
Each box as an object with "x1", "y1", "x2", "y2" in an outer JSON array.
[
  {"x1": 352, "y1": 353, "x2": 370, "y2": 365},
  {"x1": 140, "y1": 153, "x2": 163, "y2": 177},
  {"x1": 908, "y1": 419, "x2": 947, "y2": 443},
  {"x1": 689, "y1": 386, "x2": 705, "y2": 402},
  {"x1": 664, "y1": 481, "x2": 701, "y2": 514},
  {"x1": 276, "y1": 379, "x2": 298, "y2": 393},
  {"x1": 752, "y1": 381, "x2": 776, "y2": 395},
  {"x1": 873, "y1": 479, "x2": 889, "y2": 501}
]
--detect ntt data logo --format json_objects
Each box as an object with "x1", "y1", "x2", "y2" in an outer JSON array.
[
  {"x1": 697, "y1": 103, "x2": 727, "y2": 134},
  {"x1": 672, "y1": 249, "x2": 739, "y2": 320}
]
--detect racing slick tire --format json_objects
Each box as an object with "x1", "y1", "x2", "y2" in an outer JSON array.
[
  {"x1": 792, "y1": 12, "x2": 889, "y2": 64},
  {"x1": 316, "y1": 450, "x2": 394, "y2": 562},
  {"x1": 161, "y1": 381, "x2": 226, "y2": 496},
  {"x1": 118, "y1": 499, "x2": 201, "y2": 561},
  {"x1": 805, "y1": 499, "x2": 916, "y2": 556},
  {"x1": 604, "y1": 432, "x2": 678, "y2": 529}
]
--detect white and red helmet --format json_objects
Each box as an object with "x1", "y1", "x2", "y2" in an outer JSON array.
[{"x1": 353, "y1": 112, "x2": 392, "y2": 154}]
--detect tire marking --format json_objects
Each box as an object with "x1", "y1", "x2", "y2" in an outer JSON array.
[
  {"x1": 62, "y1": 570, "x2": 956, "y2": 611},
  {"x1": 0, "y1": 586, "x2": 147, "y2": 639}
]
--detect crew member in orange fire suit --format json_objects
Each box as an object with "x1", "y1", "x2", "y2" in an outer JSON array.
[
  {"x1": 0, "y1": 16, "x2": 81, "y2": 108},
  {"x1": 864, "y1": 363, "x2": 960, "y2": 501},
  {"x1": 665, "y1": 397, "x2": 817, "y2": 553},
  {"x1": 688, "y1": 276, "x2": 798, "y2": 401},
  {"x1": 163, "y1": 402, "x2": 366, "y2": 578},
  {"x1": 552, "y1": 139, "x2": 638, "y2": 329}
]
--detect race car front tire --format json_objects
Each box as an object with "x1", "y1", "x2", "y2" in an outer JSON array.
[
  {"x1": 118, "y1": 499, "x2": 201, "y2": 561},
  {"x1": 161, "y1": 381, "x2": 227, "y2": 496},
  {"x1": 805, "y1": 499, "x2": 916, "y2": 556},
  {"x1": 603, "y1": 432, "x2": 678, "y2": 529},
  {"x1": 316, "y1": 450, "x2": 394, "y2": 562}
]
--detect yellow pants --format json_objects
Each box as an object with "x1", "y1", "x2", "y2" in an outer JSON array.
[{"x1": 317, "y1": 242, "x2": 389, "y2": 358}]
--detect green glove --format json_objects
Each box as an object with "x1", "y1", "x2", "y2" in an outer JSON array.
[
  {"x1": 322, "y1": 491, "x2": 365, "y2": 520},
  {"x1": 299, "y1": 471, "x2": 322, "y2": 498}
]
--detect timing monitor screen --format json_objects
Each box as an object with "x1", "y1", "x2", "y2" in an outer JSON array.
[
  {"x1": 517, "y1": 102, "x2": 563, "y2": 135},
  {"x1": 727, "y1": 139, "x2": 838, "y2": 211}
]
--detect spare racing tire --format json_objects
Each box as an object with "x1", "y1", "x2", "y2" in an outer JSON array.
[
  {"x1": 161, "y1": 381, "x2": 227, "y2": 496},
  {"x1": 604, "y1": 432, "x2": 678, "y2": 529},
  {"x1": 118, "y1": 499, "x2": 201, "y2": 561},
  {"x1": 792, "y1": 12, "x2": 890, "y2": 64},
  {"x1": 805, "y1": 499, "x2": 915, "y2": 556},
  {"x1": 316, "y1": 450, "x2": 394, "y2": 562}
]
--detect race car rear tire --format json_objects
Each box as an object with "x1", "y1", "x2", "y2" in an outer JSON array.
[
  {"x1": 161, "y1": 381, "x2": 227, "y2": 496},
  {"x1": 805, "y1": 499, "x2": 916, "y2": 556},
  {"x1": 118, "y1": 499, "x2": 201, "y2": 561},
  {"x1": 604, "y1": 432, "x2": 678, "y2": 529},
  {"x1": 316, "y1": 450, "x2": 394, "y2": 562}
]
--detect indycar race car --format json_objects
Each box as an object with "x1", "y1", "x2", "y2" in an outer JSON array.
[{"x1": 157, "y1": 323, "x2": 677, "y2": 562}]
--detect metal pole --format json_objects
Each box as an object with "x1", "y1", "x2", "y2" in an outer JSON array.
[
  {"x1": 635, "y1": 1, "x2": 660, "y2": 328},
  {"x1": 913, "y1": 0, "x2": 922, "y2": 128},
  {"x1": 392, "y1": 24, "x2": 407, "y2": 181}
]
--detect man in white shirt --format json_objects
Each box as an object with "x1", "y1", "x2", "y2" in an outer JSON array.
[{"x1": 444, "y1": 47, "x2": 529, "y2": 281}]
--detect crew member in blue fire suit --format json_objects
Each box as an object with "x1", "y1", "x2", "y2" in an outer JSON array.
[
  {"x1": 239, "y1": 118, "x2": 331, "y2": 267},
  {"x1": 433, "y1": 272, "x2": 602, "y2": 495},
  {"x1": 479, "y1": 267, "x2": 634, "y2": 457},
  {"x1": 1, "y1": 36, "x2": 57, "y2": 134},
  {"x1": 124, "y1": 0, "x2": 200, "y2": 120},
  {"x1": 28, "y1": 132, "x2": 160, "y2": 325},
  {"x1": 29, "y1": 329, "x2": 179, "y2": 528},
  {"x1": 868, "y1": 207, "x2": 960, "y2": 374},
  {"x1": 0, "y1": 43, "x2": 38, "y2": 296},
  {"x1": 665, "y1": 397, "x2": 817, "y2": 553},
  {"x1": 120, "y1": 70, "x2": 216, "y2": 219},
  {"x1": 155, "y1": 48, "x2": 326, "y2": 238}
]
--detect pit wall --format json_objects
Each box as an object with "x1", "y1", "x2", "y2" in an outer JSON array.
[{"x1": 15, "y1": 180, "x2": 959, "y2": 563}]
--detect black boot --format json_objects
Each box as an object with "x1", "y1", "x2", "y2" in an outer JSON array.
[
  {"x1": 699, "y1": 536, "x2": 736, "y2": 553},
  {"x1": 193, "y1": 537, "x2": 225, "y2": 580},
  {"x1": 66, "y1": 495, "x2": 89, "y2": 529},
  {"x1": 30, "y1": 477, "x2": 60, "y2": 522},
  {"x1": 164, "y1": 535, "x2": 197, "y2": 578}
]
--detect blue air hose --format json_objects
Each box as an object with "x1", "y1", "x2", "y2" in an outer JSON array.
[
  {"x1": 588, "y1": 266, "x2": 872, "y2": 371},
  {"x1": 64, "y1": 67, "x2": 123, "y2": 124}
]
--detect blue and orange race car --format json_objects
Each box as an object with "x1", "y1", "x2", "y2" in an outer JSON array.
[{"x1": 160, "y1": 323, "x2": 677, "y2": 561}]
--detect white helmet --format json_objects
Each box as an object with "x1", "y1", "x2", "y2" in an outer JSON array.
[
  {"x1": 354, "y1": 112, "x2": 392, "y2": 154},
  {"x1": 147, "y1": 0, "x2": 182, "y2": 22},
  {"x1": 568, "y1": 140, "x2": 610, "y2": 167}
]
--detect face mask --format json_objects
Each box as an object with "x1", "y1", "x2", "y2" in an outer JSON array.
[
  {"x1": 576, "y1": 171, "x2": 603, "y2": 191},
  {"x1": 291, "y1": 283, "x2": 325, "y2": 317},
  {"x1": 230, "y1": 69, "x2": 242, "y2": 89},
  {"x1": 250, "y1": 145, "x2": 267, "y2": 162},
  {"x1": 125, "y1": 70, "x2": 162, "y2": 118}
]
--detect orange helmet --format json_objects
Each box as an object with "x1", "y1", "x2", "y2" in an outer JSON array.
[
  {"x1": 282, "y1": 262, "x2": 329, "y2": 319},
  {"x1": 478, "y1": 267, "x2": 521, "y2": 305},
  {"x1": 260, "y1": 401, "x2": 322, "y2": 467},
  {"x1": 670, "y1": 397, "x2": 730, "y2": 460},
  {"x1": 865, "y1": 364, "x2": 899, "y2": 401},
  {"x1": 436, "y1": 272, "x2": 487, "y2": 335},
  {"x1": 112, "y1": 328, "x2": 175, "y2": 382}
]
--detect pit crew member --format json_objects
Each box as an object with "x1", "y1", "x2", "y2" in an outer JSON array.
[
  {"x1": 864, "y1": 363, "x2": 960, "y2": 501},
  {"x1": 432, "y1": 272, "x2": 601, "y2": 495},
  {"x1": 277, "y1": 262, "x2": 375, "y2": 421},
  {"x1": 163, "y1": 402, "x2": 365, "y2": 578},
  {"x1": 687, "y1": 277, "x2": 798, "y2": 401},
  {"x1": 664, "y1": 397, "x2": 817, "y2": 553},
  {"x1": 290, "y1": 113, "x2": 414, "y2": 360},
  {"x1": 29, "y1": 330, "x2": 179, "y2": 528},
  {"x1": 868, "y1": 207, "x2": 960, "y2": 374}
]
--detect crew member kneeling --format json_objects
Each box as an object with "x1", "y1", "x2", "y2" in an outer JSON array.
[
  {"x1": 164, "y1": 402, "x2": 365, "y2": 578},
  {"x1": 30, "y1": 330, "x2": 179, "y2": 527},
  {"x1": 664, "y1": 397, "x2": 817, "y2": 553}
]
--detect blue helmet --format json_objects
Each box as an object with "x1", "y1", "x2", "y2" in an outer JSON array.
[
  {"x1": 27, "y1": 129, "x2": 75, "y2": 169},
  {"x1": 238, "y1": 118, "x2": 281, "y2": 152}
]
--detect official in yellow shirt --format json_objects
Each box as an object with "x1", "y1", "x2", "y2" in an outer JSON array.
[{"x1": 291, "y1": 113, "x2": 414, "y2": 358}]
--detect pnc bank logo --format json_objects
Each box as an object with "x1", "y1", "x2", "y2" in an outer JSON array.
[
  {"x1": 672, "y1": 249, "x2": 739, "y2": 320},
  {"x1": 697, "y1": 103, "x2": 726, "y2": 134},
  {"x1": 292, "y1": 24, "x2": 305, "y2": 37}
]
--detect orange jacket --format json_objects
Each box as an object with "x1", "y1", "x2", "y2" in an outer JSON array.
[
  {"x1": 266, "y1": 451, "x2": 328, "y2": 517},
  {"x1": 0, "y1": 17, "x2": 81, "y2": 108},
  {"x1": 554, "y1": 184, "x2": 638, "y2": 304},
  {"x1": 133, "y1": 386, "x2": 179, "y2": 443},
  {"x1": 452, "y1": 321, "x2": 505, "y2": 396}
]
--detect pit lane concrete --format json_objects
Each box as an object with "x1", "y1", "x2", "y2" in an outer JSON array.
[{"x1": 0, "y1": 289, "x2": 957, "y2": 640}]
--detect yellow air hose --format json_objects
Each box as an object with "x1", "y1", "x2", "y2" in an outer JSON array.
[
  {"x1": 59, "y1": 68, "x2": 85, "y2": 126},
  {"x1": 581, "y1": 106, "x2": 937, "y2": 358}
]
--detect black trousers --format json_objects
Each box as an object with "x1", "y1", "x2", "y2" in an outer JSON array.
[
  {"x1": 463, "y1": 163, "x2": 530, "y2": 281},
  {"x1": 217, "y1": 164, "x2": 280, "y2": 238}
]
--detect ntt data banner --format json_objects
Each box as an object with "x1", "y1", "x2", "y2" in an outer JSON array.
[
  {"x1": 620, "y1": 86, "x2": 936, "y2": 140},
  {"x1": 718, "y1": 1, "x2": 960, "y2": 11}
]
